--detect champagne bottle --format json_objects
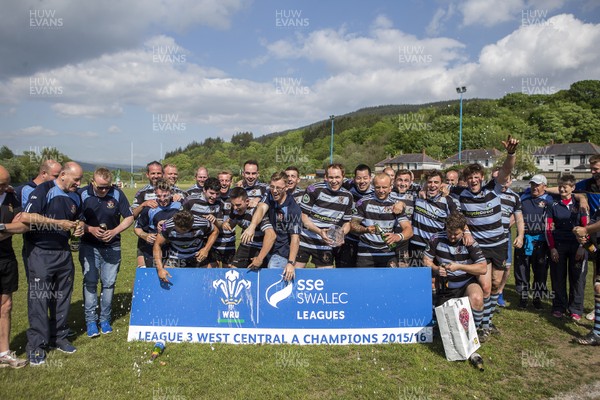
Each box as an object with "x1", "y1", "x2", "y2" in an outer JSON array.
[
  {"x1": 150, "y1": 340, "x2": 166, "y2": 362},
  {"x1": 375, "y1": 224, "x2": 397, "y2": 249},
  {"x1": 469, "y1": 352, "x2": 484, "y2": 371},
  {"x1": 583, "y1": 235, "x2": 597, "y2": 253},
  {"x1": 69, "y1": 220, "x2": 82, "y2": 252}
]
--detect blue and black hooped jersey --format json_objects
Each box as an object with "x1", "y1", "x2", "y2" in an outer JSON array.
[
  {"x1": 452, "y1": 180, "x2": 506, "y2": 248},
  {"x1": 353, "y1": 194, "x2": 408, "y2": 255},
  {"x1": 410, "y1": 193, "x2": 456, "y2": 249},
  {"x1": 499, "y1": 188, "x2": 522, "y2": 235},
  {"x1": 424, "y1": 232, "x2": 486, "y2": 289},
  {"x1": 161, "y1": 215, "x2": 214, "y2": 260},
  {"x1": 227, "y1": 206, "x2": 273, "y2": 249},
  {"x1": 299, "y1": 182, "x2": 354, "y2": 250}
]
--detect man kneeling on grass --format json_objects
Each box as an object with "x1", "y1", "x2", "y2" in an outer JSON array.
[{"x1": 422, "y1": 212, "x2": 488, "y2": 340}]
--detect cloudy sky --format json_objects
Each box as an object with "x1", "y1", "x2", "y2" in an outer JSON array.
[{"x1": 1, "y1": 0, "x2": 599, "y2": 165}]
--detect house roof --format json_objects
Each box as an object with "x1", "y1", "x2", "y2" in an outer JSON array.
[
  {"x1": 444, "y1": 149, "x2": 502, "y2": 163},
  {"x1": 375, "y1": 157, "x2": 393, "y2": 167},
  {"x1": 532, "y1": 142, "x2": 600, "y2": 156},
  {"x1": 383, "y1": 152, "x2": 441, "y2": 165}
]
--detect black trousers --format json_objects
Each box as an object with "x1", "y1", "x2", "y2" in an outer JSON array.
[
  {"x1": 26, "y1": 247, "x2": 74, "y2": 353},
  {"x1": 549, "y1": 241, "x2": 588, "y2": 315},
  {"x1": 514, "y1": 240, "x2": 549, "y2": 301}
]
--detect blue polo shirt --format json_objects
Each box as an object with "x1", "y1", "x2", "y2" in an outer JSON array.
[
  {"x1": 79, "y1": 184, "x2": 133, "y2": 247},
  {"x1": 24, "y1": 179, "x2": 82, "y2": 250},
  {"x1": 265, "y1": 192, "x2": 302, "y2": 258},
  {"x1": 520, "y1": 191, "x2": 553, "y2": 235},
  {"x1": 15, "y1": 181, "x2": 37, "y2": 209}
]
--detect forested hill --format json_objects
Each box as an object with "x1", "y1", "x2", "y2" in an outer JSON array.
[{"x1": 165, "y1": 80, "x2": 599, "y2": 178}]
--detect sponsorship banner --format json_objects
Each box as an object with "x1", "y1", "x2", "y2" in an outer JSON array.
[{"x1": 128, "y1": 268, "x2": 433, "y2": 345}]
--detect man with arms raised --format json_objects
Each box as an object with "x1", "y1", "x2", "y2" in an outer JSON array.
[
  {"x1": 20, "y1": 162, "x2": 84, "y2": 364},
  {"x1": 450, "y1": 136, "x2": 519, "y2": 341},
  {"x1": 491, "y1": 169, "x2": 524, "y2": 308}
]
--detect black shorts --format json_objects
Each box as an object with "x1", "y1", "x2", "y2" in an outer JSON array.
[
  {"x1": 297, "y1": 246, "x2": 336, "y2": 267},
  {"x1": 336, "y1": 240, "x2": 358, "y2": 268},
  {"x1": 0, "y1": 258, "x2": 18, "y2": 294},
  {"x1": 356, "y1": 253, "x2": 398, "y2": 268},
  {"x1": 480, "y1": 242, "x2": 508, "y2": 271},
  {"x1": 231, "y1": 245, "x2": 266, "y2": 269},
  {"x1": 436, "y1": 281, "x2": 480, "y2": 306},
  {"x1": 211, "y1": 248, "x2": 235, "y2": 265}
]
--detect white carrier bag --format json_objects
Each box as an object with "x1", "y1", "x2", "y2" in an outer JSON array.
[{"x1": 435, "y1": 296, "x2": 480, "y2": 361}]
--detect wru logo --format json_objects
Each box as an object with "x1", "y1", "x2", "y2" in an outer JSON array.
[{"x1": 213, "y1": 270, "x2": 251, "y2": 306}]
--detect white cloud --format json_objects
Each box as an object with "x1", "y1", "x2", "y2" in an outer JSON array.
[
  {"x1": 52, "y1": 103, "x2": 124, "y2": 118},
  {"x1": 108, "y1": 125, "x2": 121, "y2": 134},
  {"x1": 478, "y1": 14, "x2": 600, "y2": 76},
  {"x1": 265, "y1": 26, "x2": 466, "y2": 74},
  {"x1": 21, "y1": 126, "x2": 59, "y2": 137},
  {"x1": 0, "y1": 0, "x2": 246, "y2": 78},
  {"x1": 460, "y1": 0, "x2": 524, "y2": 27},
  {"x1": 426, "y1": 4, "x2": 457, "y2": 36},
  {"x1": 459, "y1": 0, "x2": 568, "y2": 27}
]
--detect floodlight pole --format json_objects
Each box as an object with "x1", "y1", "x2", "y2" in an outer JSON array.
[
  {"x1": 456, "y1": 86, "x2": 467, "y2": 164},
  {"x1": 329, "y1": 115, "x2": 335, "y2": 164}
]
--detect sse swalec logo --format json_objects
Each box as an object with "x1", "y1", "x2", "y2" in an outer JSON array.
[{"x1": 265, "y1": 278, "x2": 293, "y2": 308}]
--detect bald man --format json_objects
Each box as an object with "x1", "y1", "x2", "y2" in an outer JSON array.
[
  {"x1": 20, "y1": 161, "x2": 84, "y2": 365},
  {"x1": 0, "y1": 165, "x2": 28, "y2": 368},
  {"x1": 15, "y1": 159, "x2": 62, "y2": 279}
]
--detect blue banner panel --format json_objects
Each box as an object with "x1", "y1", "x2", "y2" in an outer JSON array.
[{"x1": 128, "y1": 268, "x2": 433, "y2": 345}]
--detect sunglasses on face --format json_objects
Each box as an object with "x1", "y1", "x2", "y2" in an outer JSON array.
[{"x1": 92, "y1": 181, "x2": 111, "y2": 190}]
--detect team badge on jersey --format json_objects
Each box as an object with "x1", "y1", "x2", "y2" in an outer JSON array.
[
  {"x1": 70, "y1": 204, "x2": 76, "y2": 215},
  {"x1": 302, "y1": 194, "x2": 310, "y2": 203},
  {"x1": 538, "y1": 201, "x2": 546, "y2": 208},
  {"x1": 107, "y1": 200, "x2": 116, "y2": 209}
]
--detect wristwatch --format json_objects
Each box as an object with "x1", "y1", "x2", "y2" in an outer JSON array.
[
  {"x1": 0, "y1": 223, "x2": 6, "y2": 232},
  {"x1": 288, "y1": 260, "x2": 296, "y2": 266}
]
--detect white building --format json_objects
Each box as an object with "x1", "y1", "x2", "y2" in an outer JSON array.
[
  {"x1": 533, "y1": 142, "x2": 600, "y2": 172},
  {"x1": 443, "y1": 149, "x2": 502, "y2": 169},
  {"x1": 375, "y1": 150, "x2": 442, "y2": 172}
]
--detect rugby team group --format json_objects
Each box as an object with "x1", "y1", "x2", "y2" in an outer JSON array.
[{"x1": 0, "y1": 135, "x2": 599, "y2": 368}]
